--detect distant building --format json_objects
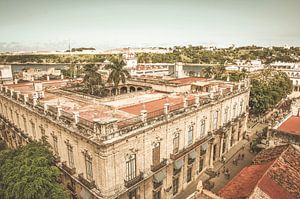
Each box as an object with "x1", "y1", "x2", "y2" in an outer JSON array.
[
  {"x1": 226, "y1": 60, "x2": 264, "y2": 72},
  {"x1": 269, "y1": 62, "x2": 300, "y2": 96},
  {"x1": 0, "y1": 64, "x2": 13, "y2": 83},
  {"x1": 219, "y1": 145, "x2": 300, "y2": 199},
  {"x1": 17, "y1": 67, "x2": 61, "y2": 81}
]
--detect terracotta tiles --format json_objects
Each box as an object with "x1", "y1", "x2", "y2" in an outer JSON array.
[
  {"x1": 219, "y1": 161, "x2": 274, "y2": 199},
  {"x1": 219, "y1": 145, "x2": 300, "y2": 199},
  {"x1": 278, "y1": 115, "x2": 300, "y2": 136}
]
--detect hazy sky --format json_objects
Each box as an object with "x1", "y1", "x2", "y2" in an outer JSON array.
[{"x1": 0, "y1": 0, "x2": 300, "y2": 51}]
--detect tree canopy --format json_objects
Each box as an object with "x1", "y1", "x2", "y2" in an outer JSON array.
[
  {"x1": 249, "y1": 70, "x2": 293, "y2": 115},
  {"x1": 105, "y1": 57, "x2": 130, "y2": 88},
  {"x1": 0, "y1": 142, "x2": 68, "y2": 199},
  {"x1": 83, "y1": 64, "x2": 102, "y2": 94}
]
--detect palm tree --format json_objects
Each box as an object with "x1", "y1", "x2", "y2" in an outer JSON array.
[
  {"x1": 105, "y1": 58, "x2": 130, "y2": 94},
  {"x1": 83, "y1": 64, "x2": 102, "y2": 95}
]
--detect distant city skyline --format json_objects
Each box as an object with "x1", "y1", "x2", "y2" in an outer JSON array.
[{"x1": 1, "y1": 0, "x2": 300, "y2": 51}]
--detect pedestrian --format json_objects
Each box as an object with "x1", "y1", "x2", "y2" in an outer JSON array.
[
  {"x1": 241, "y1": 153, "x2": 245, "y2": 160},
  {"x1": 238, "y1": 154, "x2": 241, "y2": 160}
]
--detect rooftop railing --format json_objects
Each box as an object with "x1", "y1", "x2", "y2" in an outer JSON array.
[{"x1": 0, "y1": 85, "x2": 249, "y2": 142}]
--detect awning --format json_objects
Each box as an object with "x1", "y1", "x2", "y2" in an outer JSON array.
[
  {"x1": 80, "y1": 188, "x2": 92, "y2": 199},
  {"x1": 174, "y1": 159, "x2": 184, "y2": 170},
  {"x1": 153, "y1": 171, "x2": 166, "y2": 183},
  {"x1": 188, "y1": 150, "x2": 197, "y2": 160}
]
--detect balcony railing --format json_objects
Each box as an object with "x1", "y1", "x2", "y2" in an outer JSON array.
[
  {"x1": 61, "y1": 162, "x2": 76, "y2": 175},
  {"x1": 78, "y1": 173, "x2": 96, "y2": 189},
  {"x1": 124, "y1": 172, "x2": 144, "y2": 188},
  {"x1": 153, "y1": 181, "x2": 163, "y2": 189},
  {"x1": 170, "y1": 135, "x2": 211, "y2": 160},
  {"x1": 151, "y1": 158, "x2": 167, "y2": 172}
]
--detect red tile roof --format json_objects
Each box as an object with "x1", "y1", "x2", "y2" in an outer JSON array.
[
  {"x1": 258, "y1": 170, "x2": 295, "y2": 199},
  {"x1": 278, "y1": 115, "x2": 300, "y2": 136},
  {"x1": 219, "y1": 161, "x2": 274, "y2": 199},
  {"x1": 219, "y1": 145, "x2": 300, "y2": 199},
  {"x1": 119, "y1": 95, "x2": 188, "y2": 116}
]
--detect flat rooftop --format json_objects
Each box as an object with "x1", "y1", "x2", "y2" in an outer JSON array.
[{"x1": 3, "y1": 77, "x2": 246, "y2": 129}]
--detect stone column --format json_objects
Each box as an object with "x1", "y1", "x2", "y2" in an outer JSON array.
[
  {"x1": 73, "y1": 112, "x2": 80, "y2": 124},
  {"x1": 44, "y1": 103, "x2": 48, "y2": 114},
  {"x1": 33, "y1": 95, "x2": 38, "y2": 106},
  {"x1": 195, "y1": 94, "x2": 200, "y2": 107},
  {"x1": 140, "y1": 109, "x2": 147, "y2": 123},
  {"x1": 227, "y1": 128, "x2": 232, "y2": 151},
  {"x1": 219, "y1": 135, "x2": 224, "y2": 157},
  {"x1": 209, "y1": 141, "x2": 214, "y2": 167},
  {"x1": 57, "y1": 105, "x2": 62, "y2": 119},
  {"x1": 164, "y1": 103, "x2": 170, "y2": 115},
  {"x1": 24, "y1": 94, "x2": 28, "y2": 105},
  {"x1": 10, "y1": 89, "x2": 14, "y2": 98},
  {"x1": 183, "y1": 96, "x2": 188, "y2": 108},
  {"x1": 16, "y1": 91, "x2": 20, "y2": 100}
]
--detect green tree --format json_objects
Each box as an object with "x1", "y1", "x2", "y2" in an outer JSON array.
[
  {"x1": 203, "y1": 66, "x2": 214, "y2": 78},
  {"x1": 0, "y1": 142, "x2": 68, "y2": 199},
  {"x1": 249, "y1": 70, "x2": 293, "y2": 115},
  {"x1": 105, "y1": 57, "x2": 130, "y2": 92},
  {"x1": 83, "y1": 64, "x2": 102, "y2": 95}
]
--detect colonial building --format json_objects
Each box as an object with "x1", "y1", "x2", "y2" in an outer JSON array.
[{"x1": 0, "y1": 77, "x2": 250, "y2": 199}]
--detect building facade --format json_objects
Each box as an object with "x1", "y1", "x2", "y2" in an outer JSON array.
[{"x1": 0, "y1": 77, "x2": 250, "y2": 199}]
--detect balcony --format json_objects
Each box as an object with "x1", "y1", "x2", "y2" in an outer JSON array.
[
  {"x1": 61, "y1": 162, "x2": 76, "y2": 175},
  {"x1": 151, "y1": 158, "x2": 167, "y2": 172},
  {"x1": 170, "y1": 135, "x2": 211, "y2": 160},
  {"x1": 53, "y1": 155, "x2": 61, "y2": 163},
  {"x1": 78, "y1": 173, "x2": 96, "y2": 189},
  {"x1": 124, "y1": 172, "x2": 144, "y2": 188}
]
